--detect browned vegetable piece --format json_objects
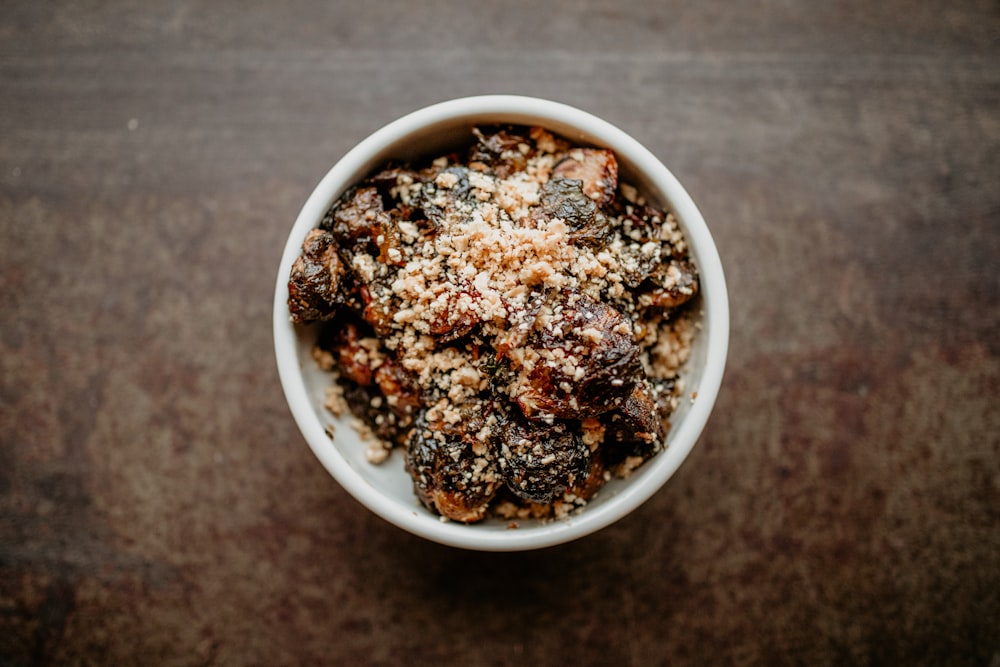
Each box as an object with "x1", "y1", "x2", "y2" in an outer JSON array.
[
  {"x1": 638, "y1": 260, "x2": 699, "y2": 310},
  {"x1": 358, "y1": 283, "x2": 402, "y2": 338},
  {"x1": 412, "y1": 165, "x2": 476, "y2": 229},
  {"x1": 374, "y1": 359, "x2": 422, "y2": 423},
  {"x1": 406, "y1": 411, "x2": 501, "y2": 523},
  {"x1": 512, "y1": 291, "x2": 643, "y2": 421},
  {"x1": 318, "y1": 315, "x2": 422, "y2": 437},
  {"x1": 369, "y1": 166, "x2": 419, "y2": 191},
  {"x1": 552, "y1": 148, "x2": 618, "y2": 206},
  {"x1": 288, "y1": 228, "x2": 345, "y2": 324},
  {"x1": 342, "y1": 380, "x2": 411, "y2": 448},
  {"x1": 493, "y1": 409, "x2": 594, "y2": 504},
  {"x1": 318, "y1": 185, "x2": 402, "y2": 333},
  {"x1": 369, "y1": 167, "x2": 445, "y2": 237},
  {"x1": 374, "y1": 215, "x2": 406, "y2": 268},
  {"x1": 570, "y1": 452, "x2": 607, "y2": 501},
  {"x1": 323, "y1": 186, "x2": 384, "y2": 248},
  {"x1": 326, "y1": 185, "x2": 408, "y2": 270},
  {"x1": 537, "y1": 176, "x2": 610, "y2": 246},
  {"x1": 469, "y1": 126, "x2": 531, "y2": 178},
  {"x1": 612, "y1": 202, "x2": 699, "y2": 298},
  {"x1": 317, "y1": 319, "x2": 378, "y2": 386},
  {"x1": 604, "y1": 380, "x2": 667, "y2": 463}
]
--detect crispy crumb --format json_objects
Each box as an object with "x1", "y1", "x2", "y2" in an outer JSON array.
[
  {"x1": 312, "y1": 345, "x2": 336, "y2": 371},
  {"x1": 323, "y1": 382, "x2": 347, "y2": 417},
  {"x1": 366, "y1": 439, "x2": 391, "y2": 464}
]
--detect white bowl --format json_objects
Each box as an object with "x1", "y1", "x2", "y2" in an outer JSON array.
[{"x1": 273, "y1": 95, "x2": 729, "y2": 551}]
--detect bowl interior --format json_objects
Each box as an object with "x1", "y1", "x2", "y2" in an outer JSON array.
[{"x1": 274, "y1": 96, "x2": 728, "y2": 551}]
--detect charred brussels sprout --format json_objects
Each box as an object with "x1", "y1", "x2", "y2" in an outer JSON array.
[
  {"x1": 493, "y1": 409, "x2": 593, "y2": 504},
  {"x1": 406, "y1": 411, "x2": 501, "y2": 523}
]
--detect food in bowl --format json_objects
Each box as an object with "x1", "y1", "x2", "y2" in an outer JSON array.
[{"x1": 287, "y1": 125, "x2": 700, "y2": 523}]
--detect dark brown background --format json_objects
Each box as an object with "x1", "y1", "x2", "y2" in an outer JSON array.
[{"x1": 2, "y1": 1, "x2": 998, "y2": 665}]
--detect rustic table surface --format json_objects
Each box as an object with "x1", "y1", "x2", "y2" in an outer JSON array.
[{"x1": 2, "y1": 2, "x2": 998, "y2": 665}]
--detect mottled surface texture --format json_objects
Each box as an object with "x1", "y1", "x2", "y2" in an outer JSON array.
[{"x1": 1, "y1": 1, "x2": 998, "y2": 665}]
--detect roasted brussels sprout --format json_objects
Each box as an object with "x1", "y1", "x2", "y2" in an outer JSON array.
[
  {"x1": 406, "y1": 411, "x2": 501, "y2": 523},
  {"x1": 287, "y1": 228, "x2": 345, "y2": 324},
  {"x1": 552, "y1": 148, "x2": 618, "y2": 206},
  {"x1": 493, "y1": 408, "x2": 594, "y2": 504},
  {"x1": 511, "y1": 291, "x2": 642, "y2": 421},
  {"x1": 537, "y1": 176, "x2": 611, "y2": 246}
]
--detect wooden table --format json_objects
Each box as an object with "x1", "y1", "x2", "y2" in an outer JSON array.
[{"x1": 2, "y1": 2, "x2": 997, "y2": 664}]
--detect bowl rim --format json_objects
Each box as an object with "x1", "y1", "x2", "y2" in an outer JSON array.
[{"x1": 273, "y1": 95, "x2": 729, "y2": 551}]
